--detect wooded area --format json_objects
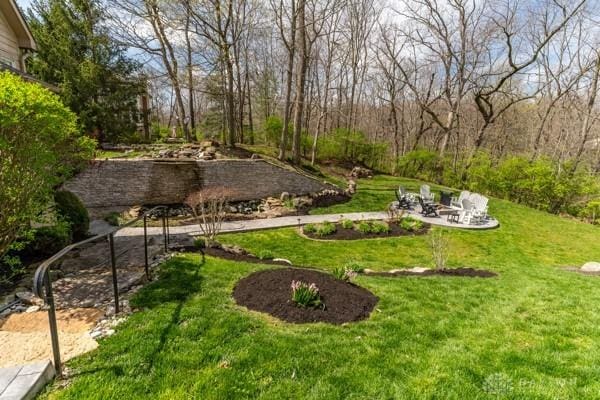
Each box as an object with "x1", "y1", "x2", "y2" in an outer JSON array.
[
  {"x1": 76, "y1": 0, "x2": 599, "y2": 170},
  {"x1": 23, "y1": 0, "x2": 600, "y2": 219}
]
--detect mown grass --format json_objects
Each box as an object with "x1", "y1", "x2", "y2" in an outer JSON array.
[{"x1": 43, "y1": 175, "x2": 600, "y2": 399}]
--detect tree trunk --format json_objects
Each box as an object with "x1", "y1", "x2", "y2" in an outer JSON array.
[
  {"x1": 225, "y1": 52, "x2": 236, "y2": 148},
  {"x1": 278, "y1": 0, "x2": 296, "y2": 161},
  {"x1": 291, "y1": 0, "x2": 307, "y2": 165},
  {"x1": 184, "y1": 0, "x2": 195, "y2": 141}
]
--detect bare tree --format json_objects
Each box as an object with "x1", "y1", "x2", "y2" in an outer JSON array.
[{"x1": 185, "y1": 187, "x2": 236, "y2": 246}]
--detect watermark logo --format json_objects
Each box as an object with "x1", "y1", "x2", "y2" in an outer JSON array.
[
  {"x1": 482, "y1": 373, "x2": 576, "y2": 397},
  {"x1": 483, "y1": 373, "x2": 513, "y2": 395}
]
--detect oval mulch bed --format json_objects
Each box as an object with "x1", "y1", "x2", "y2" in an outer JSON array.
[
  {"x1": 366, "y1": 267, "x2": 497, "y2": 278},
  {"x1": 302, "y1": 221, "x2": 429, "y2": 241},
  {"x1": 233, "y1": 268, "x2": 379, "y2": 324}
]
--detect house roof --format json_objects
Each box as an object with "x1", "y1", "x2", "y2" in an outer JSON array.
[{"x1": 0, "y1": 0, "x2": 36, "y2": 50}]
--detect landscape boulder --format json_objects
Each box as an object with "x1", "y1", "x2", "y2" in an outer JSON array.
[{"x1": 581, "y1": 262, "x2": 600, "y2": 272}]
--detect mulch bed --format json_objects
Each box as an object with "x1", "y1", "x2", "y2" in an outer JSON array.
[
  {"x1": 303, "y1": 221, "x2": 429, "y2": 240},
  {"x1": 233, "y1": 268, "x2": 379, "y2": 324},
  {"x1": 177, "y1": 245, "x2": 291, "y2": 266},
  {"x1": 366, "y1": 267, "x2": 497, "y2": 278},
  {"x1": 204, "y1": 247, "x2": 291, "y2": 266}
]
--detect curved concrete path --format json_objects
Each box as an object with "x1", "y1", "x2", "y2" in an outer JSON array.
[{"x1": 115, "y1": 209, "x2": 498, "y2": 238}]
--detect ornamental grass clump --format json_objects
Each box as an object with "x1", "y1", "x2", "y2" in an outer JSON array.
[
  {"x1": 370, "y1": 221, "x2": 391, "y2": 234},
  {"x1": 303, "y1": 224, "x2": 317, "y2": 234},
  {"x1": 341, "y1": 219, "x2": 354, "y2": 229},
  {"x1": 356, "y1": 221, "x2": 373, "y2": 234},
  {"x1": 291, "y1": 280, "x2": 322, "y2": 308},
  {"x1": 400, "y1": 216, "x2": 424, "y2": 231},
  {"x1": 315, "y1": 221, "x2": 337, "y2": 237}
]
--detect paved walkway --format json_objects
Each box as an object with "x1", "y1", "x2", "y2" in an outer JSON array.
[
  {"x1": 115, "y1": 209, "x2": 498, "y2": 238},
  {"x1": 0, "y1": 361, "x2": 54, "y2": 400}
]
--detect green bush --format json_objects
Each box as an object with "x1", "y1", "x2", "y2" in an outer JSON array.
[
  {"x1": 370, "y1": 221, "x2": 391, "y2": 234},
  {"x1": 344, "y1": 261, "x2": 365, "y2": 273},
  {"x1": 257, "y1": 249, "x2": 274, "y2": 260},
  {"x1": 341, "y1": 219, "x2": 354, "y2": 229},
  {"x1": 316, "y1": 128, "x2": 388, "y2": 170},
  {"x1": 104, "y1": 212, "x2": 121, "y2": 226},
  {"x1": 397, "y1": 149, "x2": 442, "y2": 182},
  {"x1": 356, "y1": 221, "x2": 373, "y2": 234},
  {"x1": 0, "y1": 71, "x2": 94, "y2": 259},
  {"x1": 264, "y1": 116, "x2": 283, "y2": 145},
  {"x1": 397, "y1": 148, "x2": 600, "y2": 219},
  {"x1": 28, "y1": 220, "x2": 72, "y2": 257},
  {"x1": 303, "y1": 224, "x2": 317, "y2": 234},
  {"x1": 54, "y1": 191, "x2": 89, "y2": 240},
  {"x1": 315, "y1": 222, "x2": 337, "y2": 237},
  {"x1": 583, "y1": 200, "x2": 600, "y2": 224},
  {"x1": 400, "y1": 217, "x2": 424, "y2": 231}
]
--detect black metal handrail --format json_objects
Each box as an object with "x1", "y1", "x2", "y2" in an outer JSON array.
[{"x1": 32, "y1": 205, "x2": 171, "y2": 377}]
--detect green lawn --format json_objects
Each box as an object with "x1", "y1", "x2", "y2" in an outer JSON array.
[{"x1": 43, "y1": 175, "x2": 600, "y2": 399}]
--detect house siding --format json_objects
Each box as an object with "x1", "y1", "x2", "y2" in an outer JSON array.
[{"x1": 0, "y1": 9, "x2": 20, "y2": 69}]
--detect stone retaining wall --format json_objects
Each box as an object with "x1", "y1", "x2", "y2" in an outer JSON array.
[{"x1": 63, "y1": 159, "x2": 336, "y2": 209}]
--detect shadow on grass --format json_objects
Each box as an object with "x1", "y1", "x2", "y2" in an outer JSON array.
[
  {"x1": 67, "y1": 256, "x2": 204, "y2": 380},
  {"x1": 133, "y1": 256, "x2": 205, "y2": 371},
  {"x1": 132, "y1": 256, "x2": 204, "y2": 309}
]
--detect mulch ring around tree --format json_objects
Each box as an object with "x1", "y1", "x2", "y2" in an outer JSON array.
[
  {"x1": 364, "y1": 267, "x2": 497, "y2": 278},
  {"x1": 233, "y1": 268, "x2": 379, "y2": 324},
  {"x1": 302, "y1": 220, "x2": 430, "y2": 240}
]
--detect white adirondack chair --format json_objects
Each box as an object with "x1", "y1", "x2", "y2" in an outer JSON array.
[
  {"x1": 451, "y1": 191, "x2": 470, "y2": 209},
  {"x1": 460, "y1": 198, "x2": 477, "y2": 224},
  {"x1": 420, "y1": 185, "x2": 435, "y2": 203},
  {"x1": 469, "y1": 193, "x2": 489, "y2": 220}
]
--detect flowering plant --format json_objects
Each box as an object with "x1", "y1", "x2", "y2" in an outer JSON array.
[
  {"x1": 291, "y1": 280, "x2": 322, "y2": 308},
  {"x1": 332, "y1": 267, "x2": 358, "y2": 282}
]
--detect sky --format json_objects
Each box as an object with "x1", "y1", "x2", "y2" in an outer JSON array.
[{"x1": 16, "y1": 0, "x2": 33, "y2": 12}]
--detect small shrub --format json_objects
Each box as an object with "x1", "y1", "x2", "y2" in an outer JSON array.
[
  {"x1": 54, "y1": 190, "x2": 89, "y2": 240},
  {"x1": 341, "y1": 219, "x2": 354, "y2": 229},
  {"x1": 185, "y1": 187, "x2": 236, "y2": 245},
  {"x1": 400, "y1": 217, "x2": 424, "y2": 231},
  {"x1": 257, "y1": 249, "x2": 274, "y2": 260},
  {"x1": 370, "y1": 221, "x2": 390, "y2": 234},
  {"x1": 344, "y1": 261, "x2": 365, "y2": 273},
  {"x1": 104, "y1": 212, "x2": 121, "y2": 226},
  {"x1": 430, "y1": 229, "x2": 449, "y2": 270},
  {"x1": 303, "y1": 224, "x2": 317, "y2": 234},
  {"x1": 333, "y1": 266, "x2": 358, "y2": 282},
  {"x1": 315, "y1": 222, "x2": 337, "y2": 237},
  {"x1": 193, "y1": 237, "x2": 206, "y2": 249},
  {"x1": 356, "y1": 221, "x2": 373, "y2": 234},
  {"x1": 583, "y1": 200, "x2": 600, "y2": 224},
  {"x1": 28, "y1": 220, "x2": 72, "y2": 257},
  {"x1": 291, "y1": 280, "x2": 322, "y2": 308},
  {"x1": 0, "y1": 253, "x2": 24, "y2": 287}
]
